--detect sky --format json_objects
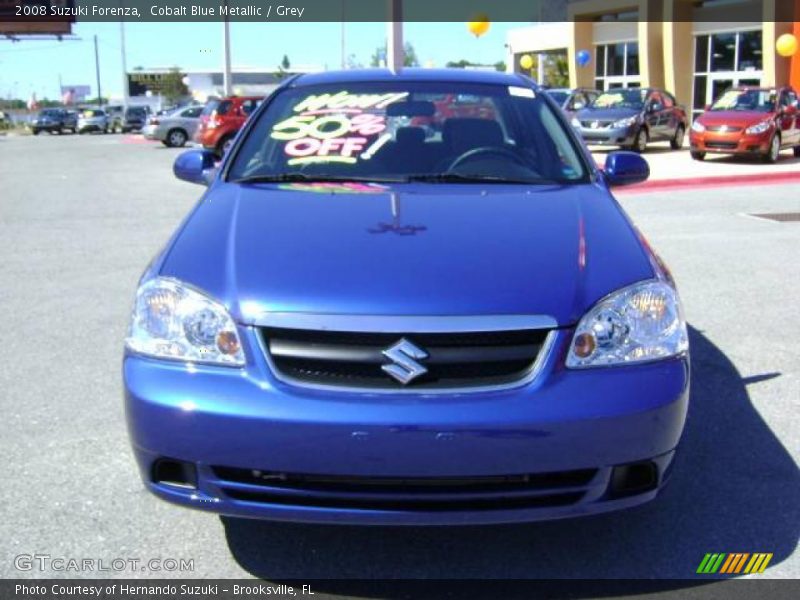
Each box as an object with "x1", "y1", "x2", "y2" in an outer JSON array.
[{"x1": 0, "y1": 21, "x2": 525, "y2": 100}]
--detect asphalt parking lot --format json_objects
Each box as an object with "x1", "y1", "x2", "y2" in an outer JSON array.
[{"x1": 1, "y1": 133, "x2": 798, "y2": 586}]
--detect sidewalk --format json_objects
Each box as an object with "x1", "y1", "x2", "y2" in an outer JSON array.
[{"x1": 590, "y1": 141, "x2": 800, "y2": 192}]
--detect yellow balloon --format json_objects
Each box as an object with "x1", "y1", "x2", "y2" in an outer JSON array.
[
  {"x1": 776, "y1": 33, "x2": 798, "y2": 57},
  {"x1": 519, "y1": 54, "x2": 534, "y2": 70},
  {"x1": 467, "y1": 14, "x2": 490, "y2": 38}
]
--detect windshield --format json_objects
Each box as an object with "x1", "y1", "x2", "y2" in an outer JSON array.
[
  {"x1": 710, "y1": 89, "x2": 777, "y2": 112},
  {"x1": 591, "y1": 89, "x2": 647, "y2": 110},
  {"x1": 545, "y1": 90, "x2": 569, "y2": 105},
  {"x1": 227, "y1": 81, "x2": 589, "y2": 184},
  {"x1": 40, "y1": 109, "x2": 60, "y2": 116},
  {"x1": 82, "y1": 110, "x2": 104, "y2": 117}
]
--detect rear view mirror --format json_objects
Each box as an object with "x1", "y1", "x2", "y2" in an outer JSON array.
[
  {"x1": 386, "y1": 101, "x2": 436, "y2": 117},
  {"x1": 173, "y1": 149, "x2": 217, "y2": 186},
  {"x1": 604, "y1": 151, "x2": 649, "y2": 187}
]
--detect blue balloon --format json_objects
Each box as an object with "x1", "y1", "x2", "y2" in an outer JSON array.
[{"x1": 576, "y1": 49, "x2": 591, "y2": 67}]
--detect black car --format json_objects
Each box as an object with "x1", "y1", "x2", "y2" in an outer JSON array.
[
  {"x1": 571, "y1": 88, "x2": 689, "y2": 152},
  {"x1": 30, "y1": 108, "x2": 77, "y2": 135},
  {"x1": 121, "y1": 106, "x2": 149, "y2": 133}
]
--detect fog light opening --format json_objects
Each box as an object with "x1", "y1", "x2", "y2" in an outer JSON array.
[
  {"x1": 152, "y1": 458, "x2": 198, "y2": 490},
  {"x1": 609, "y1": 461, "x2": 658, "y2": 498}
]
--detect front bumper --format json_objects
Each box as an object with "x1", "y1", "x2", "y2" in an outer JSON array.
[
  {"x1": 576, "y1": 125, "x2": 636, "y2": 147},
  {"x1": 124, "y1": 327, "x2": 689, "y2": 525},
  {"x1": 77, "y1": 121, "x2": 106, "y2": 132},
  {"x1": 689, "y1": 130, "x2": 770, "y2": 154}
]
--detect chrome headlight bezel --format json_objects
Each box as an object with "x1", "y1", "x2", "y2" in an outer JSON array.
[
  {"x1": 745, "y1": 120, "x2": 772, "y2": 135},
  {"x1": 690, "y1": 120, "x2": 705, "y2": 133},
  {"x1": 566, "y1": 280, "x2": 688, "y2": 369},
  {"x1": 612, "y1": 116, "x2": 637, "y2": 129},
  {"x1": 125, "y1": 277, "x2": 245, "y2": 367}
]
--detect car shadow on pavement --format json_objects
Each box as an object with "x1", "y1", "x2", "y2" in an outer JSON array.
[{"x1": 221, "y1": 325, "x2": 799, "y2": 589}]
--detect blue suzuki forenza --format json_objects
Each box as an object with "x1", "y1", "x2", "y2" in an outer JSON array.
[{"x1": 124, "y1": 69, "x2": 689, "y2": 525}]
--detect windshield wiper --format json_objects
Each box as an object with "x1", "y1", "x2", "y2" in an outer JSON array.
[
  {"x1": 231, "y1": 173, "x2": 404, "y2": 184},
  {"x1": 406, "y1": 173, "x2": 556, "y2": 185}
]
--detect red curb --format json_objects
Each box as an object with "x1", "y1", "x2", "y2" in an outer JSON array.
[{"x1": 615, "y1": 169, "x2": 800, "y2": 194}]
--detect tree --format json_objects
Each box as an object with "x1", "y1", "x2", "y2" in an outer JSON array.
[
  {"x1": 370, "y1": 41, "x2": 419, "y2": 67},
  {"x1": 281, "y1": 54, "x2": 290, "y2": 70},
  {"x1": 160, "y1": 67, "x2": 189, "y2": 105}
]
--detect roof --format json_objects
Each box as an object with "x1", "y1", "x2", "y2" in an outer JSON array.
[{"x1": 291, "y1": 68, "x2": 533, "y2": 88}]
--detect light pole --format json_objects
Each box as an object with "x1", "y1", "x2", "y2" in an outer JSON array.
[
  {"x1": 120, "y1": 21, "x2": 129, "y2": 109},
  {"x1": 94, "y1": 35, "x2": 102, "y2": 106},
  {"x1": 387, "y1": 0, "x2": 403, "y2": 72},
  {"x1": 222, "y1": 0, "x2": 233, "y2": 96}
]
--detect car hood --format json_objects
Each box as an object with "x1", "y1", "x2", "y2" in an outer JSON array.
[
  {"x1": 576, "y1": 107, "x2": 640, "y2": 121},
  {"x1": 697, "y1": 110, "x2": 773, "y2": 127},
  {"x1": 159, "y1": 182, "x2": 654, "y2": 327}
]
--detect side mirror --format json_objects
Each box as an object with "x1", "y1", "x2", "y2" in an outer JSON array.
[
  {"x1": 173, "y1": 149, "x2": 217, "y2": 186},
  {"x1": 704, "y1": 103, "x2": 712, "y2": 111},
  {"x1": 604, "y1": 151, "x2": 650, "y2": 186}
]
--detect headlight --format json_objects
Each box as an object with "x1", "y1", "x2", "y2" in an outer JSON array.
[
  {"x1": 566, "y1": 280, "x2": 687, "y2": 368},
  {"x1": 570, "y1": 117, "x2": 581, "y2": 128},
  {"x1": 745, "y1": 120, "x2": 772, "y2": 135},
  {"x1": 690, "y1": 120, "x2": 705, "y2": 133},
  {"x1": 612, "y1": 116, "x2": 637, "y2": 128},
  {"x1": 125, "y1": 277, "x2": 245, "y2": 366}
]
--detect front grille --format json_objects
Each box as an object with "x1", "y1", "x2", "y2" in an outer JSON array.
[
  {"x1": 581, "y1": 120, "x2": 612, "y2": 129},
  {"x1": 212, "y1": 466, "x2": 594, "y2": 512},
  {"x1": 705, "y1": 140, "x2": 738, "y2": 149},
  {"x1": 706, "y1": 125, "x2": 743, "y2": 132},
  {"x1": 260, "y1": 327, "x2": 550, "y2": 390}
]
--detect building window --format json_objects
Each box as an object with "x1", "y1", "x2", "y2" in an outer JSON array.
[
  {"x1": 594, "y1": 42, "x2": 640, "y2": 90},
  {"x1": 692, "y1": 30, "x2": 763, "y2": 118}
]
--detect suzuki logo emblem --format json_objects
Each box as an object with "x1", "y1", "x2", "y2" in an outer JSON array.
[{"x1": 381, "y1": 338, "x2": 428, "y2": 385}]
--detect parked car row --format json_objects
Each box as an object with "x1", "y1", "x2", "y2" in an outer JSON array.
[
  {"x1": 28, "y1": 105, "x2": 156, "y2": 135},
  {"x1": 547, "y1": 84, "x2": 800, "y2": 162}
]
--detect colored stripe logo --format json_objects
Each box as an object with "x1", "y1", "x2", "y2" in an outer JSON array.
[{"x1": 697, "y1": 553, "x2": 773, "y2": 575}]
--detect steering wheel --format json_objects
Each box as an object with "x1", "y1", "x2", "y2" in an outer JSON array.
[{"x1": 446, "y1": 146, "x2": 528, "y2": 171}]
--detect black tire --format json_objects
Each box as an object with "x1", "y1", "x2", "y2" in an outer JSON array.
[
  {"x1": 161, "y1": 140, "x2": 171, "y2": 147},
  {"x1": 32, "y1": 129, "x2": 40, "y2": 136},
  {"x1": 670, "y1": 125, "x2": 685, "y2": 150},
  {"x1": 216, "y1": 135, "x2": 235, "y2": 158},
  {"x1": 166, "y1": 128, "x2": 188, "y2": 148},
  {"x1": 631, "y1": 128, "x2": 648, "y2": 153},
  {"x1": 793, "y1": 146, "x2": 800, "y2": 158},
  {"x1": 690, "y1": 150, "x2": 705, "y2": 161},
  {"x1": 762, "y1": 134, "x2": 780, "y2": 163}
]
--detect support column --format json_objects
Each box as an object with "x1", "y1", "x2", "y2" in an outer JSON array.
[{"x1": 662, "y1": 0, "x2": 694, "y2": 106}]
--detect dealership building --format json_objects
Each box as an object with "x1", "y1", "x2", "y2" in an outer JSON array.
[{"x1": 507, "y1": 0, "x2": 800, "y2": 119}]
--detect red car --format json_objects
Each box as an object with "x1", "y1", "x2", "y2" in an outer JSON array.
[
  {"x1": 194, "y1": 96, "x2": 263, "y2": 156},
  {"x1": 689, "y1": 86, "x2": 800, "y2": 162}
]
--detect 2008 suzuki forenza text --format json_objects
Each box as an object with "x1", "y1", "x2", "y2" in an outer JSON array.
[{"x1": 123, "y1": 69, "x2": 689, "y2": 525}]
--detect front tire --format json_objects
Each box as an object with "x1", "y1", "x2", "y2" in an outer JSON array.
[
  {"x1": 32, "y1": 129, "x2": 41, "y2": 136},
  {"x1": 762, "y1": 134, "x2": 780, "y2": 163},
  {"x1": 793, "y1": 145, "x2": 800, "y2": 158},
  {"x1": 670, "y1": 125, "x2": 685, "y2": 150},
  {"x1": 690, "y1": 150, "x2": 705, "y2": 161},
  {"x1": 631, "y1": 128, "x2": 648, "y2": 153},
  {"x1": 166, "y1": 128, "x2": 188, "y2": 148}
]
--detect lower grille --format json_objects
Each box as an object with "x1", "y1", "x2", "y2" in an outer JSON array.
[
  {"x1": 212, "y1": 467, "x2": 595, "y2": 512},
  {"x1": 581, "y1": 120, "x2": 611, "y2": 129},
  {"x1": 260, "y1": 327, "x2": 550, "y2": 390},
  {"x1": 705, "y1": 140, "x2": 738, "y2": 149}
]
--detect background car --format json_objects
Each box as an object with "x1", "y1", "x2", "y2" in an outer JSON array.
[
  {"x1": 77, "y1": 108, "x2": 110, "y2": 134},
  {"x1": 544, "y1": 87, "x2": 599, "y2": 120},
  {"x1": 689, "y1": 86, "x2": 800, "y2": 163},
  {"x1": 194, "y1": 95, "x2": 263, "y2": 157},
  {"x1": 571, "y1": 88, "x2": 688, "y2": 153},
  {"x1": 105, "y1": 105, "x2": 124, "y2": 133},
  {"x1": 142, "y1": 105, "x2": 203, "y2": 147},
  {"x1": 30, "y1": 108, "x2": 77, "y2": 135},
  {"x1": 121, "y1": 106, "x2": 150, "y2": 133}
]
